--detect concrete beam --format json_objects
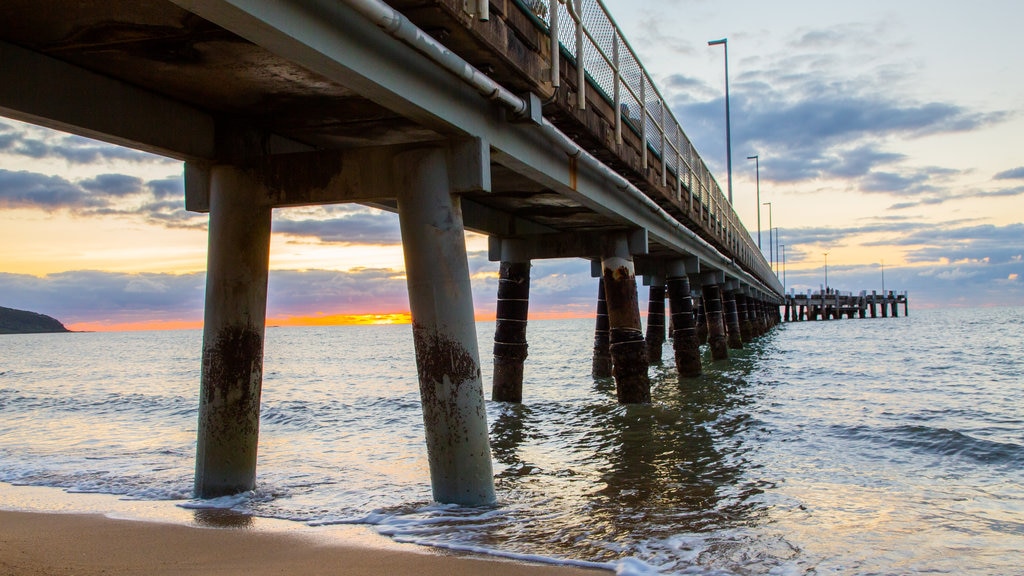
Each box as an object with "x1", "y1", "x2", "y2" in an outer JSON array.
[
  {"x1": 186, "y1": 139, "x2": 490, "y2": 212},
  {"x1": 0, "y1": 40, "x2": 215, "y2": 162}
]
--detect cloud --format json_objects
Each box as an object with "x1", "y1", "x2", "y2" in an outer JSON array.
[
  {"x1": 0, "y1": 169, "x2": 103, "y2": 209},
  {"x1": 658, "y1": 25, "x2": 1010, "y2": 197},
  {"x1": 0, "y1": 118, "x2": 173, "y2": 165},
  {"x1": 80, "y1": 174, "x2": 145, "y2": 196},
  {"x1": 994, "y1": 167, "x2": 1024, "y2": 180},
  {"x1": 272, "y1": 207, "x2": 402, "y2": 245}
]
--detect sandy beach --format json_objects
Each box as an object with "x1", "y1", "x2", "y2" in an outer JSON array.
[{"x1": 0, "y1": 510, "x2": 610, "y2": 575}]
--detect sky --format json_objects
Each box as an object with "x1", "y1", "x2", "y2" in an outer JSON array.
[{"x1": 1, "y1": 0, "x2": 1022, "y2": 331}]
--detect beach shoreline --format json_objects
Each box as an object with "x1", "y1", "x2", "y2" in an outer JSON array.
[{"x1": 0, "y1": 483, "x2": 609, "y2": 575}]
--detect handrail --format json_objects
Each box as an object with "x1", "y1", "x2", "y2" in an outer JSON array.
[{"x1": 527, "y1": 0, "x2": 769, "y2": 282}]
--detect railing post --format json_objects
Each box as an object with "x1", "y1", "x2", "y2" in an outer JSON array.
[
  {"x1": 574, "y1": 0, "x2": 585, "y2": 110},
  {"x1": 640, "y1": 77, "x2": 647, "y2": 170},
  {"x1": 612, "y1": 34, "x2": 622, "y2": 145},
  {"x1": 549, "y1": 0, "x2": 560, "y2": 88}
]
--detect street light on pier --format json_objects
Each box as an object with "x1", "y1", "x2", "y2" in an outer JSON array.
[
  {"x1": 762, "y1": 202, "x2": 773, "y2": 273},
  {"x1": 747, "y1": 155, "x2": 761, "y2": 249},
  {"x1": 823, "y1": 252, "x2": 830, "y2": 294},
  {"x1": 781, "y1": 244, "x2": 787, "y2": 292},
  {"x1": 773, "y1": 227, "x2": 780, "y2": 278},
  {"x1": 708, "y1": 38, "x2": 732, "y2": 204}
]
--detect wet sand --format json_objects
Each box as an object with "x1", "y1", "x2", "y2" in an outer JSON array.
[{"x1": 0, "y1": 510, "x2": 609, "y2": 575}]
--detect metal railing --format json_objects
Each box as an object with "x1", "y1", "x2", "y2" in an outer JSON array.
[{"x1": 516, "y1": 0, "x2": 769, "y2": 281}]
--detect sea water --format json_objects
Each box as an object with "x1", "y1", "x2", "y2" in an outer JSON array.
[{"x1": 1, "y1": 307, "x2": 1021, "y2": 574}]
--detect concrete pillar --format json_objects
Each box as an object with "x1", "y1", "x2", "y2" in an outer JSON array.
[
  {"x1": 195, "y1": 166, "x2": 272, "y2": 499},
  {"x1": 695, "y1": 295, "x2": 708, "y2": 345},
  {"x1": 701, "y1": 272, "x2": 729, "y2": 361},
  {"x1": 738, "y1": 293, "x2": 754, "y2": 341},
  {"x1": 881, "y1": 294, "x2": 889, "y2": 317},
  {"x1": 601, "y1": 234, "x2": 651, "y2": 403},
  {"x1": 396, "y1": 146, "x2": 495, "y2": 506},
  {"x1": 667, "y1": 261, "x2": 701, "y2": 377},
  {"x1": 592, "y1": 278, "x2": 613, "y2": 378},
  {"x1": 723, "y1": 287, "x2": 744, "y2": 350},
  {"x1": 870, "y1": 291, "x2": 877, "y2": 318},
  {"x1": 891, "y1": 292, "x2": 899, "y2": 318},
  {"x1": 492, "y1": 260, "x2": 531, "y2": 403},
  {"x1": 645, "y1": 281, "x2": 666, "y2": 364}
]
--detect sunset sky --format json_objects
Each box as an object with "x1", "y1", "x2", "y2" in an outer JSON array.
[{"x1": 1, "y1": 0, "x2": 1022, "y2": 331}]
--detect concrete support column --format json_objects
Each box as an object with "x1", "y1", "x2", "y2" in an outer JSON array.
[
  {"x1": 592, "y1": 278, "x2": 613, "y2": 378},
  {"x1": 882, "y1": 295, "x2": 889, "y2": 317},
  {"x1": 492, "y1": 260, "x2": 531, "y2": 403},
  {"x1": 602, "y1": 234, "x2": 650, "y2": 403},
  {"x1": 701, "y1": 272, "x2": 729, "y2": 361},
  {"x1": 195, "y1": 166, "x2": 272, "y2": 499},
  {"x1": 695, "y1": 295, "x2": 708, "y2": 345},
  {"x1": 645, "y1": 281, "x2": 666, "y2": 364},
  {"x1": 891, "y1": 293, "x2": 899, "y2": 318},
  {"x1": 396, "y1": 146, "x2": 495, "y2": 506},
  {"x1": 667, "y1": 262, "x2": 701, "y2": 377},
  {"x1": 870, "y1": 292, "x2": 877, "y2": 318},
  {"x1": 723, "y1": 287, "x2": 744, "y2": 350},
  {"x1": 738, "y1": 293, "x2": 754, "y2": 341}
]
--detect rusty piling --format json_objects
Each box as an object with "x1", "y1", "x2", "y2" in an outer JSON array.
[
  {"x1": 667, "y1": 262, "x2": 702, "y2": 377},
  {"x1": 492, "y1": 260, "x2": 531, "y2": 403},
  {"x1": 602, "y1": 234, "x2": 650, "y2": 403},
  {"x1": 645, "y1": 281, "x2": 666, "y2": 364}
]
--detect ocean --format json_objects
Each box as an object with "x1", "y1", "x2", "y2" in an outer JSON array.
[{"x1": 1, "y1": 307, "x2": 1022, "y2": 574}]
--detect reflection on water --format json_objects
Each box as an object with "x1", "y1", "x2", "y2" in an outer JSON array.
[{"x1": 192, "y1": 508, "x2": 256, "y2": 529}]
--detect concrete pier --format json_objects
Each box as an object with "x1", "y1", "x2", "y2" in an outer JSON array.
[
  {"x1": 701, "y1": 272, "x2": 729, "y2": 361},
  {"x1": 723, "y1": 286, "x2": 744, "y2": 350},
  {"x1": 601, "y1": 234, "x2": 650, "y2": 403},
  {"x1": 695, "y1": 296, "x2": 708, "y2": 345},
  {"x1": 645, "y1": 281, "x2": 667, "y2": 364},
  {"x1": 737, "y1": 292, "x2": 753, "y2": 342},
  {"x1": 396, "y1": 146, "x2": 495, "y2": 506},
  {"x1": 194, "y1": 166, "x2": 272, "y2": 499},
  {"x1": 492, "y1": 260, "x2": 531, "y2": 403},
  {"x1": 592, "y1": 278, "x2": 613, "y2": 378},
  {"x1": 667, "y1": 261, "x2": 701, "y2": 377}
]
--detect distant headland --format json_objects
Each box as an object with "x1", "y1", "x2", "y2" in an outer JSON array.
[{"x1": 0, "y1": 306, "x2": 71, "y2": 334}]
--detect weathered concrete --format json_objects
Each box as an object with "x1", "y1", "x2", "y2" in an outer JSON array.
[
  {"x1": 701, "y1": 272, "x2": 729, "y2": 361},
  {"x1": 645, "y1": 281, "x2": 667, "y2": 364},
  {"x1": 492, "y1": 260, "x2": 531, "y2": 403},
  {"x1": 667, "y1": 261, "x2": 701, "y2": 377},
  {"x1": 592, "y1": 278, "x2": 613, "y2": 378},
  {"x1": 695, "y1": 295, "x2": 708, "y2": 345},
  {"x1": 723, "y1": 287, "x2": 744, "y2": 350},
  {"x1": 396, "y1": 146, "x2": 495, "y2": 506},
  {"x1": 737, "y1": 292, "x2": 753, "y2": 342},
  {"x1": 602, "y1": 234, "x2": 650, "y2": 403},
  {"x1": 195, "y1": 165, "x2": 272, "y2": 499}
]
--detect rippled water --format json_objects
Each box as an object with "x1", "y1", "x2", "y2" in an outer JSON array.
[{"x1": 1, "y1": 307, "x2": 1022, "y2": 574}]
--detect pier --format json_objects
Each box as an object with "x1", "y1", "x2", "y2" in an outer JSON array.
[
  {"x1": 783, "y1": 290, "x2": 909, "y2": 321},
  {"x1": 2, "y1": 0, "x2": 783, "y2": 505}
]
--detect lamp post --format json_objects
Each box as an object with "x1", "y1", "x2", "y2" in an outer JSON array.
[
  {"x1": 747, "y1": 155, "x2": 761, "y2": 248},
  {"x1": 762, "y1": 201, "x2": 773, "y2": 273},
  {"x1": 773, "y1": 226, "x2": 780, "y2": 278},
  {"x1": 823, "y1": 252, "x2": 829, "y2": 294},
  {"x1": 881, "y1": 258, "x2": 885, "y2": 294},
  {"x1": 781, "y1": 244, "x2": 786, "y2": 292},
  {"x1": 708, "y1": 38, "x2": 732, "y2": 204}
]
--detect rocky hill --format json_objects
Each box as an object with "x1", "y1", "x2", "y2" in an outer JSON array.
[{"x1": 0, "y1": 306, "x2": 71, "y2": 334}]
